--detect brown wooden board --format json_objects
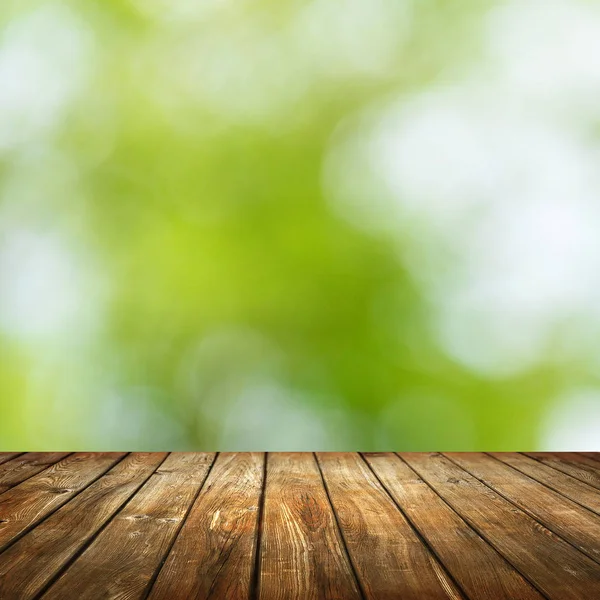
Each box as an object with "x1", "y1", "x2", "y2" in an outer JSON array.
[
  {"x1": 364, "y1": 452, "x2": 544, "y2": 600},
  {"x1": 0, "y1": 452, "x2": 597, "y2": 599},
  {"x1": 490, "y1": 452, "x2": 600, "y2": 516},
  {"x1": 0, "y1": 452, "x2": 125, "y2": 552},
  {"x1": 0, "y1": 452, "x2": 167, "y2": 600},
  {"x1": 446, "y1": 452, "x2": 600, "y2": 565},
  {"x1": 258, "y1": 452, "x2": 362, "y2": 600},
  {"x1": 402, "y1": 452, "x2": 600, "y2": 600},
  {"x1": 525, "y1": 452, "x2": 600, "y2": 490},
  {"x1": 147, "y1": 452, "x2": 264, "y2": 600},
  {"x1": 317, "y1": 452, "x2": 464, "y2": 600},
  {"x1": 577, "y1": 452, "x2": 600, "y2": 463},
  {"x1": 41, "y1": 452, "x2": 215, "y2": 600},
  {"x1": 0, "y1": 454, "x2": 23, "y2": 467},
  {"x1": 0, "y1": 453, "x2": 70, "y2": 494}
]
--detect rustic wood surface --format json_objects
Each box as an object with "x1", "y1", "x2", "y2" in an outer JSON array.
[{"x1": 0, "y1": 452, "x2": 598, "y2": 599}]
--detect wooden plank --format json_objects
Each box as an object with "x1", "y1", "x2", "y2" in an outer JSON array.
[
  {"x1": 0, "y1": 454, "x2": 23, "y2": 467},
  {"x1": 256, "y1": 453, "x2": 362, "y2": 600},
  {"x1": 0, "y1": 453, "x2": 125, "y2": 552},
  {"x1": 578, "y1": 452, "x2": 600, "y2": 463},
  {"x1": 317, "y1": 452, "x2": 464, "y2": 600},
  {"x1": 402, "y1": 452, "x2": 600, "y2": 600},
  {"x1": 364, "y1": 453, "x2": 544, "y2": 600},
  {"x1": 0, "y1": 453, "x2": 167, "y2": 600},
  {"x1": 0, "y1": 453, "x2": 70, "y2": 494},
  {"x1": 524, "y1": 453, "x2": 600, "y2": 490},
  {"x1": 42, "y1": 452, "x2": 215, "y2": 600},
  {"x1": 447, "y1": 453, "x2": 600, "y2": 564},
  {"x1": 490, "y1": 453, "x2": 600, "y2": 516},
  {"x1": 147, "y1": 453, "x2": 264, "y2": 600},
  {"x1": 574, "y1": 453, "x2": 600, "y2": 468}
]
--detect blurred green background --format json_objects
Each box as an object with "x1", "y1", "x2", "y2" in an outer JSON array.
[{"x1": 1, "y1": 0, "x2": 600, "y2": 450}]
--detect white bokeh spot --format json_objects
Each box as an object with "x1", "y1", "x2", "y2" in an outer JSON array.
[
  {"x1": 541, "y1": 390, "x2": 600, "y2": 450},
  {"x1": 326, "y1": 0, "x2": 600, "y2": 377}
]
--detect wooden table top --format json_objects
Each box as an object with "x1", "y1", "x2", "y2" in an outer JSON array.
[{"x1": 0, "y1": 452, "x2": 599, "y2": 599}]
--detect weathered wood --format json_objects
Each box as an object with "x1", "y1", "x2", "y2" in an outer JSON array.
[
  {"x1": 447, "y1": 453, "x2": 600, "y2": 564},
  {"x1": 0, "y1": 453, "x2": 167, "y2": 600},
  {"x1": 0, "y1": 453, "x2": 125, "y2": 552},
  {"x1": 577, "y1": 452, "x2": 600, "y2": 463},
  {"x1": 147, "y1": 453, "x2": 264, "y2": 600},
  {"x1": 257, "y1": 453, "x2": 362, "y2": 600},
  {"x1": 317, "y1": 452, "x2": 464, "y2": 600},
  {"x1": 525, "y1": 452, "x2": 600, "y2": 490},
  {"x1": 0, "y1": 452, "x2": 598, "y2": 599},
  {"x1": 0, "y1": 453, "x2": 70, "y2": 494},
  {"x1": 41, "y1": 453, "x2": 215, "y2": 600},
  {"x1": 0, "y1": 454, "x2": 23, "y2": 467},
  {"x1": 403, "y1": 452, "x2": 600, "y2": 600},
  {"x1": 490, "y1": 453, "x2": 600, "y2": 516},
  {"x1": 364, "y1": 452, "x2": 544, "y2": 600}
]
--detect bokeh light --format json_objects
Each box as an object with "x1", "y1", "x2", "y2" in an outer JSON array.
[{"x1": 1, "y1": 0, "x2": 599, "y2": 450}]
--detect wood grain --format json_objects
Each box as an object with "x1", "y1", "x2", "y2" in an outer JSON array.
[
  {"x1": 578, "y1": 452, "x2": 600, "y2": 463},
  {"x1": 403, "y1": 452, "x2": 600, "y2": 600},
  {"x1": 317, "y1": 452, "x2": 464, "y2": 600},
  {"x1": 41, "y1": 453, "x2": 215, "y2": 600},
  {"x1": 364, "y1": 452, "x2": 544, "y2": 600},
  {"x1": 147, "y1": 453, "x2": 264, "y2": 600},
  {"x1": 0, "y1": 454, "x2": 23, "y2": 467},
  {"x1": 0, "y1": 452, "x2": 597, "y2": 599},
  {"x1": 525, "y1": 452, "x2": 600, "y2": 490},
  {"x1": 490, "y1": 453, "x2": 600, "y2": 516},
  {"x1": 0, "y1": 453, "x2": 70, "y2": 494},
  {"x1": 0, "y1": 452, "x2": 125, "y2": 552},
  {"x1": 447, "y1": 452, "x2": 600, "y2": 564},
  {"x1": 258, "y1": 453, "x2": 362, "y2": 600},
  {"x1": 0, "y1": 453, "x2": 167, "y2": 600}
]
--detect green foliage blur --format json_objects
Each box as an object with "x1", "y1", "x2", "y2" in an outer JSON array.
[{"x1": 1, "y1": 0, "x2": 599, "y2": 450}]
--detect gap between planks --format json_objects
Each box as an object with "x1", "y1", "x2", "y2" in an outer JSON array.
[
  {"x1": 0, "y1": 453, "x2": 129, "y2": 556},
  {"x1": 484, "y1": 453, "x2": 600, "y2": 517},
  {"x1": 1, "y1": 453, "x2": 598, "y2": 600},
  {"x1": 443, "y1": 453, "x2": 600, "y2": 567},
  {"x1": 31, "y1": 453, "x2": 171, "y2": 600},
  {"x1": 250, "y1": 452, "x2": 268, "y2": 600},
  {"x1": 314, "y1": 453, "x2": 367, "y2": 600},
  {"x1": 141, "y1": 453, "x2": 219, "y2": 600},
  {"x1": 400, "y1": 452, "x2": 600, "y2": 600},
  {"x1": 392, "y1": 453, "x2": 552, "y2": 600},
  {"x1": 358, "y1": 454, "x2": 468, "y2": 600}
]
